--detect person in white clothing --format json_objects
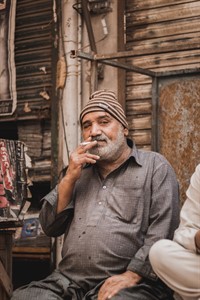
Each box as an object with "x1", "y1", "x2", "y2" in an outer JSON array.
[{"x1": 149, "y1": 164, "x2": 200, "y2": 300}]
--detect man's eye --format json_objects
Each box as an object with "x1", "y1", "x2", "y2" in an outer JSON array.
[
  {"x1": 82, "y1": 124, "x2": 91, "y2": 129},
  {"x1": 100, "y1": 120, "x2": 109, "y2": 125}
]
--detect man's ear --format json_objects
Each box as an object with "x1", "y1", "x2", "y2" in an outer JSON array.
[{"x1": 124, "y1": 128, "x2": 129, "y2": 136}]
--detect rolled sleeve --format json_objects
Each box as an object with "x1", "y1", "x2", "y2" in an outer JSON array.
[
  {"x1": 128, "y1": 158, "x2": 180, "y2": 280},
  {"x1": 39, "y1": 185, "x2": 74, "y2": 237},
  {"x1": 127, "y1": 258, "x2": 157, "y2": 281}
]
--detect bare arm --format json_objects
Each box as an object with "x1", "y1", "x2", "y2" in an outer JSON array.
[{"x1": 57, "y1": 139, "x2": 99, "y2": 213}]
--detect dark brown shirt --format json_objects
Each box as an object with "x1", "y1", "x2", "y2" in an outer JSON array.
[{"x1": 39, "y1": 140, "x2": 180, "y2": 291}]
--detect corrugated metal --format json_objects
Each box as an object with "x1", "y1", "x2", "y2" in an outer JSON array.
[
  {"x1": 125, "y1": 0, "x2": 200, "y2": 149},
  {"x1": 15, "y1": 0, "x2": 53, "y2": 120},
  {"x1": 16, "y1": 0, "x2": 55, "y2": 182},
  {"x1": 0, "y1": 0, "x2": 56, "y2": 182}
]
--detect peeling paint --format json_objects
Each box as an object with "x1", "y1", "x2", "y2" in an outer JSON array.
[{"x1": 158, "y1": 76, "x2": 200, "y2": 204}]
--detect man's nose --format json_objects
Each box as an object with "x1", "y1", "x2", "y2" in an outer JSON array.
[{"x1": 90, "y1": 123, "x2": 101, "y2": 136}]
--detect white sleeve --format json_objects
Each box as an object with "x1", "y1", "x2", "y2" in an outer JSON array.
[{"x1": 173, "y1": 164, "x2": 200, "y2": 252}]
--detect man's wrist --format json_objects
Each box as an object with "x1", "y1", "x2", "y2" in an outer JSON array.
[{"x1": 124, "y1": 270, "x2": 142, "y2": 283}]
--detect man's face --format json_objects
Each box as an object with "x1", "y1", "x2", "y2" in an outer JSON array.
[{"x1": 81, "y1": 111, "x2": 128, "y2": 161}]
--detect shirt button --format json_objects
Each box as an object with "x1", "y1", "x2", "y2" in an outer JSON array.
[
  {"x1": 98, "y1": 201, "x2": 102, "y2": 205},
  {"x1": 102, "y1": 185, "x2": 106, "y2": 189}
]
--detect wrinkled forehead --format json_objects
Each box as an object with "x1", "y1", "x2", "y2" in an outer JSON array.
[{"x1": 81, "y1": 110, "x2": 114, "y2": 124}]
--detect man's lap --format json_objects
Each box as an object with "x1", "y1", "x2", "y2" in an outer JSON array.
[
  {"x1": 109, "y1": 280, "x2": 174, "y2": 300},
  {"x1": 11, "y1": 270, "x2": 174, "y2": 300},
  {"x1": 11, "y1": 270, "x2": 84, "y2": 300}
]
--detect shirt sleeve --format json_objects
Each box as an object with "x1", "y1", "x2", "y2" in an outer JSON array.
[
  {"x1": 127, "y1": 156, "x2": 180, "y2": 281},
  {"x1": 173, "y1": 164, "x2": 200, "y2": 253},
  {"x1": 39, "y1": 185, "x2": 74, "y2": 237}
]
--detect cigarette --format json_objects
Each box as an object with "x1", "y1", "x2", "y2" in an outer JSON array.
[{"x1": 80, "y1": 141, "x2": 92, "y2": 146}]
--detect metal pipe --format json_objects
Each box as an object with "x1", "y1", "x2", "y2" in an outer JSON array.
[
  {"x1": 73, "y1": 51, "x2": 156, "y2": 77},
  {"x1": 81, "y1": 0, "x2": 97, "y2": 53}
]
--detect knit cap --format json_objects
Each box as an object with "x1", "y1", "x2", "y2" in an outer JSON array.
[{"x1": 80, "y1": 90, "x2": 128, "y2": 129}]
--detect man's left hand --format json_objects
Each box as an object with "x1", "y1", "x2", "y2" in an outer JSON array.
[{"x1": 97, "y1": 270, "x2": 142, "y2": 300}]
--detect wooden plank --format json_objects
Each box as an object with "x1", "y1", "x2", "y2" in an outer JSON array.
[
  {"x1": 126, "y1": 64, "x2": 200, "y2": 85},
  {"x1": 0, "y1": 231, "x2": 14, "y2": 299},
  {"x1": 126, "y1": 73, "x2": 152, "y2": 85},
  {"x1": 13, "y1": 246, "x2": 50, "y2": 253},
  {"x1": 126, "y1": 35, "x2": 200, "y2": 55},
  {"x1": 126, "y1": 0, "x2": 196, "y2": 11},
  {"x1": 126, "y1": 49, "x2": 200, "y2": 69},
  {"x1": 129, "y1": 130, "x2": 151, "y2": 145},
  {"x1": 0, "y1": 261, "x2": 13, "y2": 297},
  {"x1": 126, "y1": 100, "x2": 152, "y2": 114},
  {"x1": 126, "y1": 2, "x2": 200, "y2": 26},
  {"x1": 126, "y1": 18, "x2": 200, "y2": 41},
  {"x1": 12, "y1": 253, "x2": 50, "y2": 260},
  {"x1": 128, "y1": 115, "x2": 152, "y2": 130},
  {"x1": 94, "y1": 35, "x2": 200, "y2": 62},
  {"x1": 126, "y1": 84, "x2": 152, "y2": 100}
]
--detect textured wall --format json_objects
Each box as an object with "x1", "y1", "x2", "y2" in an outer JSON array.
[{"x1": 158, "y1": 76, "x2": 200, "y2": 204}]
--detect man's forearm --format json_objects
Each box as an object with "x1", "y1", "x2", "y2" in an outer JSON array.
[{"x1": 57, "y1": 174, "x2": 76, "y2": 213}]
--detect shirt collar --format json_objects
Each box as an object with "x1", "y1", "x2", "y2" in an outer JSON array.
[
  {"x1": 83, "y1": 138, "x2": 142, "y2": 169},
  {"x1": 127, "y1": 138, "x2": 142, "y2": 167}
]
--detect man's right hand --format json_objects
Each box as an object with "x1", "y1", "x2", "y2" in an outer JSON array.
[
  {"x1": 57, "y1": 139, "x2": 99, "y2": 213},
  {"x1": 66, "y1": 139, "x2": 99, "y2": 182}
]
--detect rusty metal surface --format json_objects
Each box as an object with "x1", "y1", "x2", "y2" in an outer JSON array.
[{"x1": 157, "y1": 75, "x2": 200, "y2": 204}]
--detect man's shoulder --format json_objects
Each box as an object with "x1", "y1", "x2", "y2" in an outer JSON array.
[{"x1": 137, "y1": 148, "x2": 171, "y2": 166}]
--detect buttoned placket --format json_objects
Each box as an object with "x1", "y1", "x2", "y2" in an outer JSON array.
[{"x1": 85, "y1": 180, "x2": 110, "y2": 227}]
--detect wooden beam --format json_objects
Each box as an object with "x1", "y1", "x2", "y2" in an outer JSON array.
[{"x1": 0, "y1": 260, "x2": 12, "y2": 297}]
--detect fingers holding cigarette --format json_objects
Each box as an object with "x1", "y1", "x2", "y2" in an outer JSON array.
[
  {"x1": 78, "y1": 140, "x2": 98, "y2": 154},
  {"x1": 80, "y1": 140, "x2": 97, "y2": 148},
  {"x1": 78, "y1": 140, "x2": 100, "y2": 164},
  {"x1": 80, "y1": 141, "x2": 93, "y2": 146}
]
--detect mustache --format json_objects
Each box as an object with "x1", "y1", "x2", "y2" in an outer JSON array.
[{"x1": 91, "y1": 135, "x2": 108, "y2": 142}]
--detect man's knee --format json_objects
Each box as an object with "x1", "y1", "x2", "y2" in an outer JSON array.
[
  {"x1": 11, "y1": 289, "x2": 27, "y2": 300},
  {"x1": 149, "y1": 239, "x2": 176, "y2": 271}
]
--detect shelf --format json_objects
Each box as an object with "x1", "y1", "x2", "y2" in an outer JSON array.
[{"x1": 12, "y1": 246, "x2": 50, "y2": 260}]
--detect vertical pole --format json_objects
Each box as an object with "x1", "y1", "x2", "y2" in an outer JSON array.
[
  {"x1": 54, "y1": 0, "x2": 79, "y2": 267},
  {"x1": 81, "y1": 0, "x2": 98, "y2": 92},
  {"x1": 151, "y1": 76, "x2": 159, "y2": 152},
  {"x1": 61, "y1": 0, "x2": 79, "y2": 165}
]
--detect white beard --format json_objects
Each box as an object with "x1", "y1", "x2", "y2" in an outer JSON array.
[{"x1": 89, "y1": 127, "x2": 126, "y2": 162}]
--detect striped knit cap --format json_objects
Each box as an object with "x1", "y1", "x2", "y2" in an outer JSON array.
[{"x1": 80, "y1": 90, "x2": 128, "y2": 129}]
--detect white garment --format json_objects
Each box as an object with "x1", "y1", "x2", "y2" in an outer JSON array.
[{"x1": 149, "y1": 164, "x2": 200, "y2": 300}]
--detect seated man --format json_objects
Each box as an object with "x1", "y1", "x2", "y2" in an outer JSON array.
[
  {"x1": 149, "y1": 164, "x2": 200, "y2": 300},
  {"x1": 11, "y1": 90, "x2": 180, "y2": 300}
]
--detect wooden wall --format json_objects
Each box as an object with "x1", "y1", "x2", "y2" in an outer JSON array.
[{"x1": 125, "y1": 0, "x2": 200, "y2": 150}]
